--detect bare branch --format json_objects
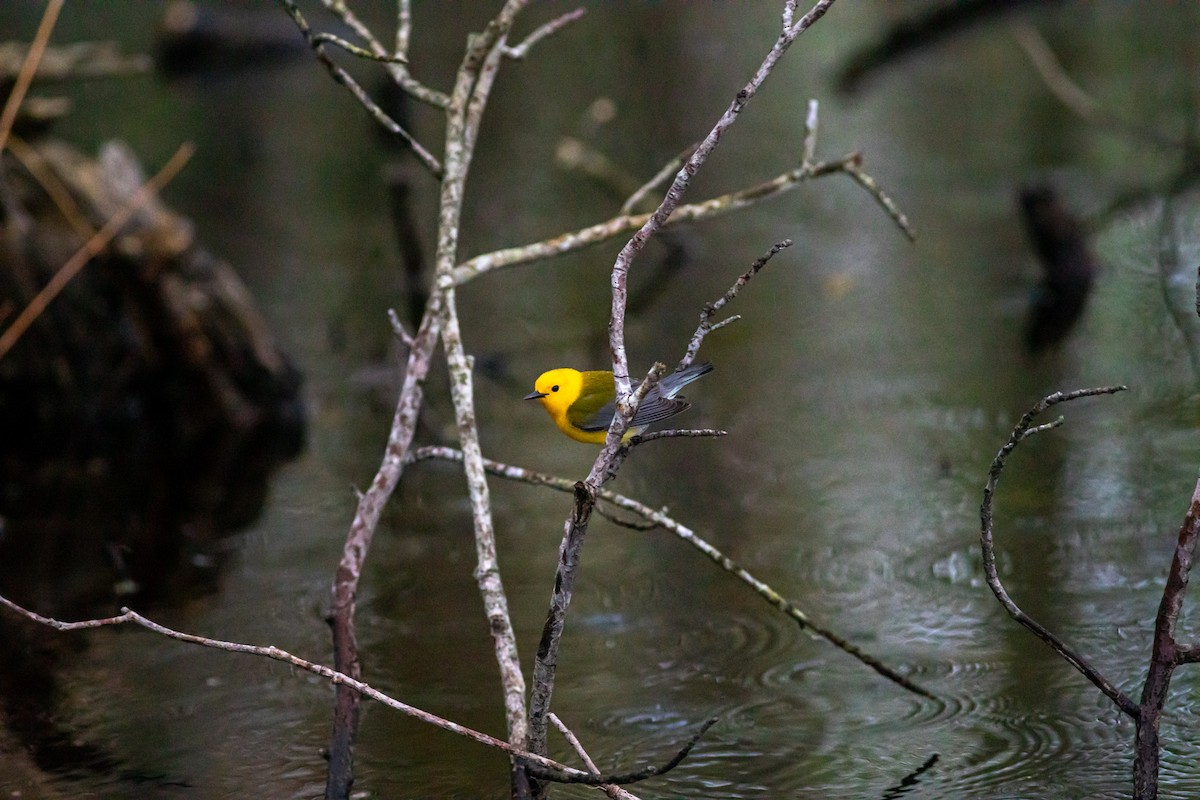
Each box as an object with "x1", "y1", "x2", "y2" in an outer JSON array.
[
  {"x1": 0, "y1": 595, "x2": 590, "y2": 777},
  {"x1": 683, "y1": 239, "x2": 792, "y2": 368},
  {"x1": 801, "y1": 98, "x2": 819, "y2": 166},
  {"x1": 594, "y1": 503, "x2": 661, "y2": 531},
  {"x1": 621, "y1": 144, "x2": 697, "y2": 215},
  {"x1": 711, "y1": 314, "x2": 740, "y2": 330},
  {"x1": 387, "y1": 308, "x2": 415, "y2": 347},
  {"x1": 396, "y1": 0, "x2": 413, "y2": 63},
  {"x1": 980, "y1": 386, "x2": 1137, "y2": 718},
  {"x1": 279, "y1": 0, "x2": 444, "y2": 175},
  {"x1": 626, "y1": 428, "x2": 727, "y2": 445},
  {"x1": 321, "y1": 0, "x2": 450, "y2": 108},
  {"x1": 549, "y1": 714, "x2": 641, "y2": 800},
  {"x1": 527, "y1": 718, "x2": 719, "y2": 786},
  {"x1": 503, "y1": 8, "x2": 587, "y2": 60},
  {"x1": 1177, "y1": 645, "x2": 1200, "y2": 665},
  {"x1": 842, "y1": 156, "x2": 915, "y2": 241},
  {"x1": 310, "y1": 31, "x2": 407, "y2": 63},
  {"x1": 604, "y1": 0, "x2": 837, "y2": 412},
  {"x1": 452, "y1": 152, "x2": 897, "y2": 286}
]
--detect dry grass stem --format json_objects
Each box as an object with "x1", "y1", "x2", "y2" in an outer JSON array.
[
  {"x1": 0, "y1": 141, "x2": 195, "y2": 361},
  {"x1": 0, "y1": 0, "x2": 65, "y2": 155}
]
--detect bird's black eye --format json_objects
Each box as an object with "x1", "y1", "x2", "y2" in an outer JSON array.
[{"x1": 551, "y1": 385, "x2": 559, "y2": 392}]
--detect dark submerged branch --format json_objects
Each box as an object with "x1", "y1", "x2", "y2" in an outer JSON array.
[
  {"x1": 526, "y1": 718, "x2": 719, "y2": 786},
  {"x1": 979, "y1": 386, "x2": 1137, "y2": 718}
]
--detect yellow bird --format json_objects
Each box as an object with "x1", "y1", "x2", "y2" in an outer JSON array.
[{"x1": 524, "y1": 362, "x2": 713, "y2": 444}]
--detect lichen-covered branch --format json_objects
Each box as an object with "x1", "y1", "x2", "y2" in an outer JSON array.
[
  {"x1": 451, "y1": 152, "x2": 900, "y2": 286},
  {"x1": 279, "y1": 0, "x2": 443, "y2": 175},
  {"x1": 327, "y1": 298, "x2": 442, "y2": 799},
  {"x1": 409, "y1": 445, "x2": 934, "y2": 699},
  {"x1": 321, "y1": 0, "x2": 450, "y2": 108},
  {"x1": 0, "y1": 595, "x2": 586, "y2": 777}
]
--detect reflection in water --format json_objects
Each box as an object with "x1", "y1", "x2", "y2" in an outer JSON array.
[{"x1": 0, "y1": 131, "x2": 304, "y2": 790}]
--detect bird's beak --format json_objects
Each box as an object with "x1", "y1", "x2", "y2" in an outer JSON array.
[{"x1": 523, "y1": 391, "x2": 547, "y2": 400}]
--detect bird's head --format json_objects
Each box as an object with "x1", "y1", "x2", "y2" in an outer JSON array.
[{"x1": 524, "y1": 368, "x2": 582, "y2": 416}]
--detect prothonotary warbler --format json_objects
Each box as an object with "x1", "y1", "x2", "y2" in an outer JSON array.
[{"x1": 524, "y1": 362, "x2": 713, "y2": 444}]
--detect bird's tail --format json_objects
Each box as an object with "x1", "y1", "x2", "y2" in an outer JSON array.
[{"x1": 658, "y1": 361, "x2": 714, "y2": 399}]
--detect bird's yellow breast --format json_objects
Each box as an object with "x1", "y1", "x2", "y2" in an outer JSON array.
[{"x1": 530, "y1": 368, "x2": 619, "y2": 444}]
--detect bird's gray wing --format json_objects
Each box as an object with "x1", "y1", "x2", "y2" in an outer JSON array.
[
  {"x1": 630, "y1": 396, "x2": 690, "y2": 428},
  {"x1": 574, "y1": 401, "x2": 617, "y2": 432}
]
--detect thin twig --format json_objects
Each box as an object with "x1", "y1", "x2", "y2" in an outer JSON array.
[
  {"x1": 310, "y1": 32, "x2": 407, "y2": 63},
  {"x1": 387, "y1": 308, "x2": 415, "y2": 348},
  {"x1": 527, "y1": 718, "x2": 719, "y2": 786},
  {"x1": 451, "y1": 152, "x2": 899, "y2": 286},
  {"x1": 0, "y1": 142, "x2": 195, "y2": 362},
  {"x1": 604, "y1": 0, "x2": 837, "y2": 419},
  {"x1": 1010, "y1": 22, "x2": 1185, "y2": 151},
  {"x1": 503, "y1": 8, "x2": 586, "y2": 59},
  {"x1": 626, "y1": 429, "x2": 727, "y2": 445},
  {"x1": 396, "y1": 0, "x2": 413, "y2": 63},
  {"x1": 621, "y1": 145, "x2": 697, "y2": 215},
  {"x1": 980, "y1": 386, "x2": 1137, "y2": 717},
  {"x1": 0, "y1": 0, "x2": 65, "y2": 155},
  {"x1": 0, "y1": 595, "x2": 591, "y2": 777},
  {"x1": 843, "y1": 156, "x2": 915, "y2": 241},
  {"x1": 594, "y1": 503, "x2": 661, "y2": 531},
  {"x1": 683, "y1": 239, "x2": 792, "y2": 368},
  {"x1": 279, "y1": 0, "x2": 443, "y2": 175},
  {"x1": 549, "y1": 713, "x2": 641, "y2": 800},
  {"x1": 322, "y1": 0, "x2": 449, "y2": 108}
]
